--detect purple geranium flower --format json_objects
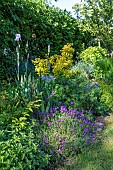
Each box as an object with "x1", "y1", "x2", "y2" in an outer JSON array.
[
  {"x1": 72, "y1": 146, "x2": 76, "y2": 151},
  {"x1": 43, "y1": 136, "x2": 47, "y2": 140},
  {"x1": 57, "y1": 120, "x2": 64, "y2": 122},
  {"x1": 70, "y1": 101, "x2": 74, "y2": 105},
  {"x1": 69, "y1": 109, "x2": 76, "y2": 114},
  {"x1": 87, "y1": 121, "x2": 91, "y2": 125},
  {"x1": 93, "y1": 123, "x2": 97, "y2": 127},
  {"x1": 81, "y1": 135, "x2": 85, "y2": 139},
  {"x1": 69, "y1": 126, "x2": 74, "y2": 130},
  {"x1": 60, "y1": 106, "x2": 67, "y2": 112},
  {"x1": 89, "y1": 135, "x2": 94, "y2": 139},
  {"x1": 47, "y1": 114, "x2": 50, "y2": 117},
  {"x1": 57, "y1": 151, "x2": 61, "y2": 155},
  {"x1": 48, "y1": 122, "x2": 51, "y2": 126},
  {"x1": 84, "y1": 128, "x2": 89, "y2": 133},
  {"x1": 51, "y1": 93, "x2": 54, "y2": 96},
  {"x1": 73, "y1": 131, "x2": 76, "y2": 135},
  {"x1": 61, "y1": 141, "x2": 65, "y2": 146},
  {"x1": 56, "y1": 136, "x2": 61, "y2": 141},
  {"x1": 60, "y1": 147, "x2": 64, "y2": 151}
]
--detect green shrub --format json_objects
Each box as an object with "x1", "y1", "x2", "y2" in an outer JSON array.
[
  {"x1": 79, "y1": 46, "x2": 110, "y2": 79},
  {"x1": 99, "y1": 81, "x2": 113, "y2": 109},
  {"x1": 0, "y1": 120, "x2": 49, "y2": 170},
  {"x1": 72, "y1": 61, "x2": 94, "y2": 79},
  {"x1": 80, "y1": 46, "x2": 108, "y2": 64},
  {"x1": 54, "y1": 76, "x2": 109, "y2": 116}
]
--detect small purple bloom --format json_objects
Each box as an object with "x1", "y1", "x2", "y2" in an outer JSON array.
[
  {"x1": 43, "y1": 136, "x2": 47, "y2": 140},
  {"x1": 47, "y1": 114, "x2": 50, "y2": 117},
  {"x1": 71, "y1": 115, "x2": 75, "y2": 119},
  {"x1": 78, "y1": 113, "x2": 82, "y2": 117},
  {"x1": 57, "y1": 151, "x2": 61, "y2": 155},
  {"x1": 56, "y1": 136, "x2": 61, "y2": 141},
  {"x1": 89, "y1": 135, "x2": 93, "y2": 139},
  {"x1": 60, "y1": 106, "x2": 67, "y2": 112},
  {"x1": 87, "y1": 122, "x2": 91, "y2": 125},
  {"x1": 51, "y1": 93, "x2": 54, "y2": 96},
  {"x1": 57, "y1": 120, "x2": 64, "y2": 122},
  {"x1": 69, "y1": 109, "x2": 76, "y2": 114},
  {"x1": 80, "y1": 123, "x2": 83, "y2": 127},
  {"x1": 93, "y1": 123, "x2": 97, "y2": 127},
  {"x1": 84, "y1": 128, "x2": 89, "y2": 133},
  {"x1": 48, "y1": 122, "x2": 51, "y2": 126},
  {"x1": 70, "y1": 101, "x2": 74, "y2": 105},
  {"x1": 81, "y1": 110, "x2": 85, "y2": 114},
  {"x1": 91, "y1": 138, "x2": 95, "y2": 142},
  {"x1": 69, "y1": 126, "x2": 74, "y2": 130},
  {"x1": 60, "y1": 147, "x2": 64, "y2": 151},
  {"x1": 81, "y1": 135, "x2": 85, "y2": 139},
  {"x1": 61, "y1": 141, "x2": 65, "y2": 146},
  {"x1": 73, "y1": 131, "x2": 76, "y2": 135},
  {"x1": 72, "y1": 146, "x2": 76, "y2": 151}
]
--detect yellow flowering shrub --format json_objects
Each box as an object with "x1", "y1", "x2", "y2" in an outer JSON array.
[
  {"x1": 32, "y1": 43, "x2": 75, "y2": 77},
  {"x1": 32, "y1": 58, "x2": 49, "y2": 75},
  {"x1": 60, "y1": 43, "x2": 75, "y2": 57}
]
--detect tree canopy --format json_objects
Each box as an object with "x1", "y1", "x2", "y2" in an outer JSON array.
[{"x1": 73, "y1": 0, "x2": 113, "y2": 51}]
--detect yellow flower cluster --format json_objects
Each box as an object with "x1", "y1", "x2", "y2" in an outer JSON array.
[
  {"x1": 60, "y1": 43, "x2": 75, "y2": 58},
  {"x1": 32, "y1": 58, "x2": 49, "y2": 75},
  {"x1": 32, "y1": 43, "x2": 75, "y2": 77}
]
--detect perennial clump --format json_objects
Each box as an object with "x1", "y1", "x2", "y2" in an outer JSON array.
[{"x1": 32, "y1": 43, "x2": 75, "y2": 77}]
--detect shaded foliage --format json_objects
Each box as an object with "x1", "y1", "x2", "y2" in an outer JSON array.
[{"x1": 0, "y1": 0, "x2": 83, "y2": 81}]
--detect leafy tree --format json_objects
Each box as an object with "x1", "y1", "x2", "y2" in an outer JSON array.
[{"x1": 73, "y1": 0, "x2": 113, "y2": 52}]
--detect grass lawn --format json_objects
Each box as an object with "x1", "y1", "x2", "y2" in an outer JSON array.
[{"x1": 59, "y1": 114, "x2": 113, "y2": 170}]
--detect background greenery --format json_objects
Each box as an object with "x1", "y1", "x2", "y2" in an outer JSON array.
[{"x1": 0, "y1": 0, "x2": 113, "y2": 169}]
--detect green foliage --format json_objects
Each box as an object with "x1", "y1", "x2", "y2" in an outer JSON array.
[
  {"x1": 99, "y1": 81, "x2": 113, "y2": 109},
  {"x1": 54, "y1": 76, "x2": 109, "y2": 116},
  {"x1": 80, "y1": 46, "x2": 108, "y2": 64},
  {"x1": 72, "y1": 61, "x2": 94, "y2": 79},
  {"x1": 0, "y1": 88, "x2": 49, "y2": 169},
  {"x1": 100, "y1": 58, "x2": 113, "y2": 82},
  {"x1": 80, "y1": 46, "x2": 110, "y2": 79},
  {"x1": 73, "y1": 0, "x2": 113, "y2": 51},
  {"x1": 0, "y1": 120, "x2": 49, "y2": 170}
]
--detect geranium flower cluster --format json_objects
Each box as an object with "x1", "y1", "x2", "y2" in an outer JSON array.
[{"x1": 35, "y1": 104, "x2": 98, "y2": 157}]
